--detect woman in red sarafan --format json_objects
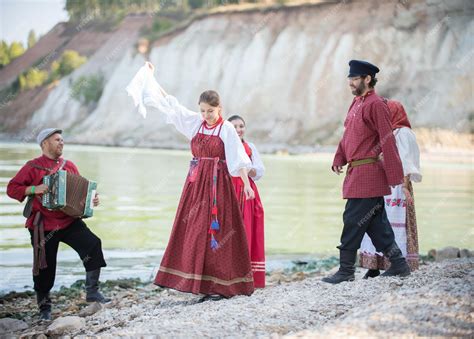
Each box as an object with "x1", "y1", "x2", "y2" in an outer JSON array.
[
  {"x1": 228, "y1": 115, "x2": 266, "y2": 288},
  {"x1": 126, "y1": 62, "x2": 256, "y2": 300}
]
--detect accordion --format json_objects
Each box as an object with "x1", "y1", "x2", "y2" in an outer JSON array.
[{"x1": 42, "y1": 170, "x2": 97, "y2": 218}]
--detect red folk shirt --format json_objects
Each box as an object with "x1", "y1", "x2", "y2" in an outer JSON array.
[
  {"x1": 332, "y1": 91, "x2": 404, "y2": 199},
  {"x1": 6, "y1": 154, "x2": 80, "y2": 231}
]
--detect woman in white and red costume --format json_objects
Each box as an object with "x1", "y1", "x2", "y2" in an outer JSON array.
[{"x1": 228, "y1": 115, "x2": 266, "y2": 288}]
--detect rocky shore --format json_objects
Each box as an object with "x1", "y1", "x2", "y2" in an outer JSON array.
[{"x1": 1, "y1": 253, "x2": 472, "y2": 338}]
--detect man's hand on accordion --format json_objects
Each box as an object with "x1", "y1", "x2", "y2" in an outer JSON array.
[
  {"x1": 27, "y1": 184, "x2": 48, "y2": 196},
  {"x1": 93, "y1": 193, "x2": 100, "y2": 207}
]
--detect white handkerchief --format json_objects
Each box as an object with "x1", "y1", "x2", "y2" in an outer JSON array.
[{"x1": 126, "y1": 65, "x2": 165, "y2": 118}]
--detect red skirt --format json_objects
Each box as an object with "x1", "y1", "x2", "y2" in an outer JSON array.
[
  {"x1": 232, "y1": 177, "x2": 265, "y2": 288},
  {"x1": 154, "y1": 156, "x2": 254, "y2": 297}
]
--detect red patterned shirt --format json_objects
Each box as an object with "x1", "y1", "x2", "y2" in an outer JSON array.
[
  {"x1": 333, "y1": 91, "x2": 404, "y2": 199},
  {"x1": 7, "y1": 154, "x2": 80, "y2": 231}
]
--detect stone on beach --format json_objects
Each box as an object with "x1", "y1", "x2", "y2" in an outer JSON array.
[
  {"x1": 0, "y1": 318, "x2": 28, "y2": 334},
  {"x1": 46, "y1": 316, "x2": 85, "y2": 335},
  {"x1": 432, "y1": 246, "x2": 461, "y2": 261},
  {"x1": 79, "y1": 302, "x2": 102, "y2": 317}
]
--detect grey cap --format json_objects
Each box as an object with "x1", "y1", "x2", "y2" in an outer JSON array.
[{"x1": 36, "y1": 128, "x2": 62, "y2": 145}]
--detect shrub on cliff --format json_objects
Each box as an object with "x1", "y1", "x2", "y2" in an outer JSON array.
[
  {"x1": 141, "y1": 16, "x2": 176, "y2": 43},
  {"x1": 71, "y1": 74, "x2": 105, "y2": 105},
  {"x1": 188, "y1": 0, "x2": 205, "y2": 9},
  {"x1": 15, "y1": 50, "x2": 87, "y2": 92},
  {"x1": 50, "y1": 50, "x2": 87, "y2": 81},
  {"x1": 18, "y1": 68, "x2": 49, "y2": 91}
]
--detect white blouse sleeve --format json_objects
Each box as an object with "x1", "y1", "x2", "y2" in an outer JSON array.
[
  {"x1": 221, "y1": 121, "x2": 252, "y2": 177},
  {"x1": 248, "y1": 142, "x2": 265, "y2": 181},
  {"x1": 126, "y1": 65, "x2": 202, "y2": 140},
  {"x1": 158, "y1": 95, "x2": 203, "y2": 140},
  {"x1": 395, "y1": 127, "x2": 422, "y2": 183}
]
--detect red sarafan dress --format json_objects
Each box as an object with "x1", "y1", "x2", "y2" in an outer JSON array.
[
  {"x1": 232, "y1": 141, "x2": 265, "y2": 288},
  {"x1": 155, "y1": 122, "x2": 254, "y2": 297},
  {"x1": 127, "y1": 65, "x2": 255, "y2": 297}
]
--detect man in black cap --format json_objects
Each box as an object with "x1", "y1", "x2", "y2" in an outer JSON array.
[
  {"x1": 322, "y1": 60, "x2": 411, "y2": 284},
  {"x1": 6, "y1": 128, "x2": 110, "y2": 320}
]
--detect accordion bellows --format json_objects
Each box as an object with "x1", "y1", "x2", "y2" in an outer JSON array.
[{"x1": 42, "y1": 170, "x2": 97, "y2": 218}]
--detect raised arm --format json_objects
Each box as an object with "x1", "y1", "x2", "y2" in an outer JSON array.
[{"x1": 145, "y1": 62, "x2": 167, "y2": 97}]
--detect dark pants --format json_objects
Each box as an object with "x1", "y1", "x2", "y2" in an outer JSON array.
[
  {"x1": 338, "y1": 197, "x2": 395, "y2": 252},
  {"x1": 29, "y1": 219, "x2": 106, "y2": 294}
]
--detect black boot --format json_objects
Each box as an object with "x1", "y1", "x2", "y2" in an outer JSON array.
[
  {"x1": 36, "y1": 291, "x2": 52, "y2": 321},
  {"x1": 85, "y1": 268, "x2": 111, "y2": 303},
  {"x1": 381, "y1": 243, "x2": 411, "y2": 277},
  {"x1": 363, "y1": 269, "x2": 380, "y2": 279},
  {"x1": 322, "y1": 250, "x2": 356, "y2": 284}
]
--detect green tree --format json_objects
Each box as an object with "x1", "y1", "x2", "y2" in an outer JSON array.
[
  {"x1": 19, "y1": 68, "x2": 49, "y2": 90},
  {"x1": 9, "y1": 41, "x2": 25, "y2": 59},
  {"x1": 59, "y1": 50, "x2": 87, "y2": 74},
  {"x1": 0, "y1": 41, "x2": 10, "y2": 68},
  {"x1": 0, "y1": 41, "x2": 25, "y2": 67},
  {"x1": 65, "y1": 0, "x2": 170, "y2": 21},
  {"x1": 27, "y1": 30, "x2": 37, "y2": 49},
  {"x1": 50, "y1": 50, "x2": 87, "y2": 80},
  {"x1": 65, "y1": 0, "x2": 100, "y2": 21}
]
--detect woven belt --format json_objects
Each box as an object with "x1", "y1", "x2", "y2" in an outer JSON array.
[
  {"x1": 347, "y1": 157, "x2": 379, "y2": 175},
  {"x1": 32, "y1": 212, "x2": 47, "y2": 276},
  {"x1": 193, "y1": 157, "x2": 226, "y2": 250},
  {"x1": 348, "y1": 157, "x2": 378, "y2": 169}
]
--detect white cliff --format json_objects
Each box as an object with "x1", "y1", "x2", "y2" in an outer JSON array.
[{"x1": 22, "y1": 0, "x2": 474, "y2": 151}]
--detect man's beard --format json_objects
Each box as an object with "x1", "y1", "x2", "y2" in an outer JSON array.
[
  {"x1": 351, "y1": 81, "x2": 367, "y2": 96},
  {"x1": 51, "y1": 146, "x2": 63, "y2": 158}
]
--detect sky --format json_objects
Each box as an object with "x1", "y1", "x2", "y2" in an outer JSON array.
[{"x1": 0, "y1": 0, "x2": 69, "y2": 46}]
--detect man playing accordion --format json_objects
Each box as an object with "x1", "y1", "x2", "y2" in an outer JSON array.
[{"x1": 7, "y1": 128, "x2": 109, "y2": 321}]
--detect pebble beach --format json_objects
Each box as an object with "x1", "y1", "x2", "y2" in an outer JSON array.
[{"x1": 1, "y1": 257, "x2": 472, "y2": 337}]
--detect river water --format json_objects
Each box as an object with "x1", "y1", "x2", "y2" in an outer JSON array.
[{"x1": 0, "y1": 143, "x2": 472, "y2": 293}]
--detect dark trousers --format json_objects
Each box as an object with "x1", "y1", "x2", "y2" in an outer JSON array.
[
  {"x1": 29, "y1": 219, "x2": 106, "y2": 294},
  {"x1": 338, "y1": 197, "x2": 395, "y2": 252}
]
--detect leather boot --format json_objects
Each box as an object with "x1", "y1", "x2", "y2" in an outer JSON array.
[
  {"x1": 381, "y1": 243, "x2": 411, "y2": 277},
  {"x1": 363, "y1": 269, "x2": 380, "y2": 279},
  {"x1": 85, "y1": 268, "x2": 111, "y2": 303},
  {"x1": 36, "y1": 291, "x2": 52, "y2": 321},
  {"x1": 322, "y1": 250, "x2": 356, "y2": 284}
]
